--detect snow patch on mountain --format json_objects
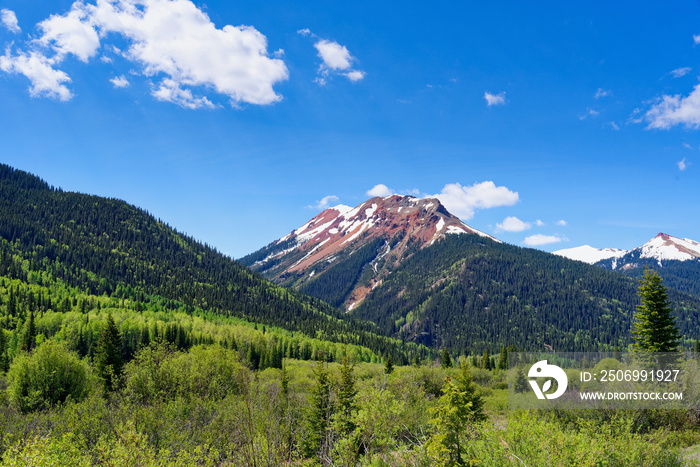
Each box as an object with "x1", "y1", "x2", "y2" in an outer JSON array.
[{"x1": 553, "y1": 245, "x2": 627, "y2": 264}]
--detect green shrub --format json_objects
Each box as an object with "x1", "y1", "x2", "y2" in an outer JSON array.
[{"x1": 7, "y1": 341, "x2": 94, "y2": 413}]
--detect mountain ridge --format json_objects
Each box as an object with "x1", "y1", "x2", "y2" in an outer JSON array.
[{"x1": 241, "y1": 194, "x2": 496, "y2": 309}]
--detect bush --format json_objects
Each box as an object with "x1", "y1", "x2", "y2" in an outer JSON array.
[{"x1": 7, "y1": 341, "x2": 94, "y2": 413}]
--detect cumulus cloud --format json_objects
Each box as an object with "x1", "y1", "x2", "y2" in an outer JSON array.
[
  {"x1": 0, "y1": 0, "x2": 288, "y2": 107},
  {"x1": 556, "y1": 220, "x2": 567, "y2": 226},
  {"x1": 367, "y1": 184, "x2": 395, "y2": 197},
  {"x1": 523, "y1": 234, "x2": 566, "y2": 246},
  {"x1": 678, "y1": 157, "x2": 690, "y2": 171},
  {"x1": 301, "y1": 30, "x2": 365, "y2": 84},
  {"x1": 496, "y1": 216, "x2": 531, "y2": 232},
  {"x1": 152, "y1": 78, "x2": 215, "y2": 109},
  {"x1": 484, "y1": 91, "x2": 506, "y2": 106},
  {"x1": 315, "y1": 40, "x2": 352, "y2": 70},
  {"x1": 535, "y1": 220, "x2": 544, "y2": 227},
  {"x1": 110, "y1": 75, "x2": 130, "y2": 88},
  {"x1": 0, "y1": 49, "x2": 72, "y2": 100},
  {"x1": 37, "y1": 5, "x2": 100, "y2": 62},
  {"x1": 643, "y1": 84, "x2": 700, "y2": 129},
  {"x1": 694, "y1": 34, "x2": 700, "y2": 45},
  {"x1": 308, "y1": 195, "x2": 340, "y2": 210},
  {"x1": 670, "y1": 67, "x2": 691, "y2": 78},
  {"x1": 432, "y1": 181, "x2": 519, "y2": 220},
  {"x1": 1, "y1": 9, "x2": 20, "y2": 34}
]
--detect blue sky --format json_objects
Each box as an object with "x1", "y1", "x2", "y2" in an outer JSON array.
[{"x1": 1, "y1": 0, "x2": 699, "y2": 258}]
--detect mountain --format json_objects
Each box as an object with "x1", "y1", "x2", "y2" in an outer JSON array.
[
  {"x1": 555, "y1": 233, "x2": 700, "y2": 297},
  {"x1": 240, "y1": 195, "x2": 496, "y2": 310},
  {"x1": 552, "y1": 245, "x2": 627, "y2": 265},
  {"x1": 244, "y1": 196, "x2": 700, "y2": 353},
  {"x1": 0, "y1": 163, "x2": 423, "y2": 362}
]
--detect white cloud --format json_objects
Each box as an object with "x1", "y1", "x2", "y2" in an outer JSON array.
[
  {"x1": 608, "y1": 121, "x2": 620, "y2": 131},
  {"x1": 670, "y1": 67, "x2": 691, "y2": 78},
  {"x1": 152, "y1": 78, "x2": 215, "y2": 109},
  {"x1": 694, "y1": 34, "x2": 700, "y2": 45},
  {"x1": 344, "y1": 70, "x2": 366, "y2": 82},
  {"x1": 523, "y1": 234, "x2": 566, "y2": 246},
  {"x1": 678, "y1": 157, "x2": 690, "y2": 171},
  {"x1": 556, "y1": 220, "x2": 567, "y2": 226},
  {"x1": 36, "y1": 5, "x2": 100, "y2": 62},
  {"x1": 484, "y1": 91, "x2": 506, "y2": 106},
  {"x1": 0, "y1": 49, "x2": 72, "y2": 100},
  {"x1": 1, "y1": 9, "x2": 20, "y2": 34},
  {"x1": 644, "y1": 84, "x2": 700, "y2": 129},
  {"x1": 366, "y1": 184, "x2": 395, "y2": 197},
  {"x1": 535, "y1": 220, "x2": 544, "y2": 227},
  {"x1": 297, "y1": 28, "x2": 313, "y2": 37},
  {"x1": 309, "y1": 36, "x2": 365, "y2": 83},
  {"x1": 594, "y1": 88, "x2": 611, "y2": 99},
  {"x1": 110, "y1": 75, "x2": 130, "y2": 88},
  {"x1": 308, "y1": 195, "x2": 340, "y2": 210},
  {"x1": 315, "y1": 40, "x2": 352, "y2": 70},
  {"x1": 1, "y1": 0, "x2": 289, "y2": 107},
  {"x1": 496, "y1": 216, "x2": 531, "y2": 232},
  {"x1": 579, "y1": 108, "x2": 599, "y2": 120},
  {"x1": 432, "y1": 181, "x2": 519, "y2": 220}
]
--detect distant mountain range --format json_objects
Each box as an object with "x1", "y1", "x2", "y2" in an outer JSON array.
[
  {"x1": 2, "y1": 162, "x2": 698, "y2": 354},
  {"x1": 243, "y1": 196, "x2": 700, "y2": 352},
  {"x1": 554, "y1": 233, "x2": 700, "y2": 296}
]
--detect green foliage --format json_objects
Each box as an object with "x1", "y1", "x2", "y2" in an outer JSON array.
[
  {"x1": 123, "y1": 343, "x2": 244, "y2": 404},
  {"x1": 513, "y1": 366, "x2": 528, "y2": 393},
  {"x1": 304, "y1": 353, "x2": 333, "y2": 458},
  {"x1": 632, "y1": 268, "x2": 682, "y2": 353},
  {"x1": 7, "y1": 340, "x2": 93, "y2": 412},
  {"x1": 94, "y1": 312, "x2": 123, "y2": 392},
  {"x1": 441, "y1": 348, "x2": 452, "y2": 368},
  {"x1": 351, "y1": 233, "x2": 700, "y2": 353}
]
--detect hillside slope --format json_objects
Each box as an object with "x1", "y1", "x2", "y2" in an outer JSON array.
[{"x1": 0, "y1": 164, "x2": 421, "y2": 361}]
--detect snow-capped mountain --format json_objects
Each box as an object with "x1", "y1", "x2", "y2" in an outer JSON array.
[
  {"x1": 552, "y1": 245, "x2": 627, "y2": 265},
  {"x1": 636, "y1": 233, "x2": 700, "y2": 264},
  {"x1": 240, "y1": 195, "x2": 497, "y2": 309},
  {"x1": 554, "y1": 233, "x2": 700, "y2": 268}
]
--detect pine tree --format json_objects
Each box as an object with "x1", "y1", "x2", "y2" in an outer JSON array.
[
  {"x1": 481, "y1": 349, "x2": 490, "y2": 370},
  {"x1": 384, "y1": 355, "x2": 394, "y2": 374},
  {"x1": 304, "y1": 351, "x2": 333, "y2": 459},
  {"x1": 20, "y1": 310, "x2": 36, "y2": 352},
  {"x1": 694, "y1": 339, "x2": 699, "y2": 354},
  {"x1": 514, "y1": 367, "x2": 528, "y2": 393},
  {"x1": 95, "y1": 312, "x2": 123, "y2": 391},
  {"x1": 632, "y1": 269, "x2": 682, "y2": 353},
  {"x1": 441, "y1": 348, "x2": 452, "y2": 368},
  {"x1": 497, "y1": 346, "x2": 508, "y2": 370},
  {"x1": 0, "y1": 328, "x2": 8, "y2": 372},
  {"x1": 336, "y1": 348, "x2": 358, "y2": 435}
]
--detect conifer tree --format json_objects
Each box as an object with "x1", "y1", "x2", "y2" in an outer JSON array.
[
  {"x1": 95, "y1": 312, "x2": 123, "y2": 391},
  {"x1": 497, "y1": 346, "x2": 508, "y2": 370},
  {"x1": 481, "y1": 349, "x2": 490, "y2": 370},
  {"x1": 20, "y1": 310, "x2": 36, "y2": 352},
  {"x1": 0, "y1": 328, "x2": 7, "y2": 372},
  {"x1": 384, "y1": 355, "x2": 394, "y2": 374},
  {"x1": 441, "y1": 348, "x2": 452, "y2": 368},
  {"x1": 694, "y1": 339, "x2": 699, "y2": 354},
  {"x1": 336, "y1": 348, "x2": 358, "y2": 435},
  {"x1": 632, "y1": 269, "x2": 682, "y2": 353},
  {"x1": 304, "y1": 351, "x2": 333, "y2": 459},
  {"x1": 514, "y1": 367, "x2": 528, "y2": 393}
]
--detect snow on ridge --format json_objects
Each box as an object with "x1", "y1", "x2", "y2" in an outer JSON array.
[
  {"x1": 553, "y1": 245, "x2": 627, "y2": 264},
  {"x1": 639, "y1": 234, "x2": 700, "y2": 263}
]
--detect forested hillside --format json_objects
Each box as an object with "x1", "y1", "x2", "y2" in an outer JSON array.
[
  {"x1": 0, "y1": 164, "x2": 425, "y2": 363},
  {"x1": 350, "y1": 233, "x2": 700, "y2": 353}
]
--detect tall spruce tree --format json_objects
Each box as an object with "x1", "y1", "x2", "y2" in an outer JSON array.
[
  {"x1": 441, "y1": 348, "x2": 452, "y2": 368},
  {"x1": 95, "y1": 312, "x2": 123, "y2": 391},
  {"x1": 632, "y1": 269, "x2": 682, "y2": 353}
]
